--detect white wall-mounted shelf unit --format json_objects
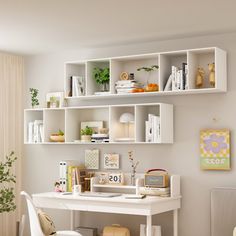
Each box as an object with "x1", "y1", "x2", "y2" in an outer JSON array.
[
  {"x1": 24, "y1": 103, "x2": 173, "y2": 145},
  {"x1": 64, "y1": 47, "x2": 227, "y2": 100}
]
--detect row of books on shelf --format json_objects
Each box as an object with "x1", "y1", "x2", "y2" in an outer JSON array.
[
  {"x1": 145, "y1": 114, "x2": 160, "y2": 143},
  {"x1": 115, "y1": 80, "x2": 143, "y2": 94},
  {"x1": 164, "y1": 63, "x2": 188, "y2": 91},
  {"x1": 28, "y1": 120, "x2": 43, "y2": 143},
  {"x1": 59, "y1": 161, "x2": 86, "y2": 192},
  {"x1": 91, "y1": 134, "x2": 109, "y2": 143}
]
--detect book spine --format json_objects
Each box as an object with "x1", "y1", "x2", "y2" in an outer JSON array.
[
  {"x1": 185, "y1": 64, "x2": 189, "y2": 90},
  {"x1": 67, "y1": 166, "x2": 73, "y2": 192},
  {"x1": 182, "y1": 63, "x2": 187, "y2": 90}
]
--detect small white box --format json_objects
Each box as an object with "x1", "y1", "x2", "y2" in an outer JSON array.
[{"x1": 75, "y1": 226, "x2": 97, "y2": 236}]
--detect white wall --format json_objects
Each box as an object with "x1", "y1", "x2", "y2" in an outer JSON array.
[{"x1": 23, "y1": 32, "x2": 236, "y2": 236}]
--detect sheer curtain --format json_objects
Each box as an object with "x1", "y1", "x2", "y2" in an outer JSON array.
[{"x1": 0, "y1": 52, "x2": 24, "y2": 236}]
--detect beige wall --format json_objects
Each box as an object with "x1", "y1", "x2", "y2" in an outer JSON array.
[{"x1": 23, "y1": 32, "x2": 236, "y2": 236}]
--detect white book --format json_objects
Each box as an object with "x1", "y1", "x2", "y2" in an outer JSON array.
[
  {"x1": 153, "y1": 116, "x2": 160, "y2": 143},
  {"x1": 148, "y1": 114, "x2": 156, "y2": 142},
  {"x1": 39, "y1": 124, "x2": 44, "y2": 142},
  {"x1": 72, "y1": 76, "x2": 84, "y2": 97},
  {"x1": 171, "y1": 66, "x2": 177, "y2": 91},
  {"x1": 185, "y1": 64, "x2": 189, "y2": 90},
  {"x1": 145, "y1": 121, "x2": 152, "y2": 142},
  {"x1": 28, "y1": 122, "x2": 34, "y2": 143},
  {"x1": 179, "y1": 69, "x2": 183, "y2": 90},
  {"x1": 164, "y1": 74, "x2": 173, "y2": 91}
]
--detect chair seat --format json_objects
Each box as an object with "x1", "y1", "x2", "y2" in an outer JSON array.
[{"x1": 56, "y1": 230, "x2": 82, "y2": 236}]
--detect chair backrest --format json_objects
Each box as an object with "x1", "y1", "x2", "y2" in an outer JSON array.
[
  {"x1": 21, "y1": 191, "x2": 44, "y2": 236},
  {"x1": 19, "y1": 214, "x2": 26, "y2": 236}
]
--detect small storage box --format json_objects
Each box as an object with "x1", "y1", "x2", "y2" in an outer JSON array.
[
  {"x1": 75, "y1": 226, "x2": 97, "y2": 236},
  {"x1": 103, "y1": 224, "x2": 130, "y2": 236}
]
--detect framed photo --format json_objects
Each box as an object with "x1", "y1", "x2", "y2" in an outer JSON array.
[
  {"x1": 200, "y1": 129, "x2": 230, "y2": 170},
  {"x1": 81, "y1": 121, "x2": 103, "y2": 134},
  {"x1": 72, "y1": 76, "x2": 85, "y2": 97},
  {"x1": 104, "y1": 153, "x2": 119, "y2": 169},
  {"x1": 46, "y1": 92, "x2": 64, "y2": 108}
]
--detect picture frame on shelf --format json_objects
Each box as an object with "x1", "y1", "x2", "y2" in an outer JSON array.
[
  {"x1": 108, "y1": 172, "x2": 124, "y2": 185},
  {"x1": 46, "y1": 92, "x2": 64, "y2": 108},
  {"x1": 81, "y1": 121, "x2": 103, "y2": 134},
  {"x1": 104, "y1": 153, "x2": 120, "y2": 169},
  {"x1": 72, "y1": 76, "x2": 85, "y2": 97}
]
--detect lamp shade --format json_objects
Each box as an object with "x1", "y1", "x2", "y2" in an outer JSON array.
[{"x1": 119, "y1": 113, "x2": 134, "y2": 123}]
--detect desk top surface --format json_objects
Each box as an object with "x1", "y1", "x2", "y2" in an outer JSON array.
[{"x1": 33, "y1": 192, "x2": 181, "y2": 205}]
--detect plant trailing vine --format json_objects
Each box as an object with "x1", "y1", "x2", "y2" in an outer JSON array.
[
  {"x1": 29, "y1": 88, "x2": 39, "y2": 108},
  {"x1": 0, "y1": 151, "x2": 17, "y2": 213}
]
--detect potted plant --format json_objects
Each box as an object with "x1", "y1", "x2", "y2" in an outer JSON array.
[
  {"x1": 80, "y1": 126, "x2": 93, "y2": 142},
  {"x1": 137, "y1": 65, "x2": 159, "y2": 92},
  {"x1": 93, "y1": 67, "x2": 110, "y2": 92},
  {"x1": 29, "y1": 88, "x2": 39, "y2": 108},
  {"x1": 0, "y1": 151, "x2": 17, "y2": 213},
  {"x1": 50, "y1": 129, "x2": 65, "y2": 142}
]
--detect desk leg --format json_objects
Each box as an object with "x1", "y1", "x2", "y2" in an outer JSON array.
[
  {"x1": 146, "y1": 215, "x2": 152, "y2": 236},
  {"x1": 173, "y1": 209, "x2": 178, "y2": 236},
  {"x1": 70, "y1": 210, "x2": 75, "y2": 230}
]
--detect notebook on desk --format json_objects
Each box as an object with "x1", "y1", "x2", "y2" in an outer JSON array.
[{"x1": 79, "y1": 192, "x2": 121, "y2": 198}]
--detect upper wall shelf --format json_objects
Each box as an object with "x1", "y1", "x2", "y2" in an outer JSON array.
[{"x1": 64, "y1": 47, "x2": 227, "y2": 100}]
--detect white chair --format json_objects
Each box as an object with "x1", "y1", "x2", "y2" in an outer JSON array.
[
  {"x1": 21, "y1": 191, "x2": 82, "y2": 236},
  {"x1": 19, "y1": 214, "x2": 26, "y2": 236}
]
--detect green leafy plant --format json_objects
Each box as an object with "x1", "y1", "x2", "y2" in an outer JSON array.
[
  {"x1": 29, "y1": 88, "x2": 39, "y2": 108},
  {"x1": 80, "y1": 126, "x2": 93, "y2": 136},
  {"x1": 58, "y1": 129, "x2": 64, "y2": 136},
  {"x1": 0, "y1": 151, "x2": 17, "y2": 213},
  {"x1": 93, "y1": 67, "x2": 110, "y2": 85},
  {"x1": 137, "y1": 65, "x2": 159, "y2": 72}
]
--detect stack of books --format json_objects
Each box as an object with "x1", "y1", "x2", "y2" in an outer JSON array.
[
  {"x1": 164, "y1": 63, "x2": 188, "y2": 91},
  {"x1": 115, "y1": 80, "x2": 143, "y2": 94},
  {"x1": 91, "y1": 133, "x2": 109, "y2": 143},
  {"x1": 145, "y1": 114, "x2": 160, "y2": 143},
  {"x1": 59, "y1": 160, "x2": 86, "y2": 192},
  {"x1": 28, "y1": 120, "x2": 43, "y2": 143}
]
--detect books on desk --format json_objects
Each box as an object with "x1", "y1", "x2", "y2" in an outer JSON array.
[{"x1": 59, "y1": 160, "x2": 86, "y2": 192}]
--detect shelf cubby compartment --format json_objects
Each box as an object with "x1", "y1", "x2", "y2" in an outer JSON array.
[
  {"x1": 187, "y1": 47, "x2": 226, "y2": 91},
  {"x1": 86, "y1": 59, "x2": 110, "y2": 96},
  {"x1": 64, "y1": 62, "x2": 86, "y2": 98},
  {"x1": 110, "y1": 105, "x2": 135, "y2": 143},
  {"x1": 135, "y1": 103, "x2": 173, "y2": 143},
  {"x1": 44, "y1": 109, "x2": 65, "y2": 142},
  {"x1": 24, "y1": 109, "x2": 44, "y2": 144},
  {"x1": 159, "y1": 51, "x2": 187, "y2": 91},
  {"x1": 65, "y1": 106, "x2": 109, "y2": 143},
  {"x1": 110, "y1": 54, "x2": 159, "y2": 94}
]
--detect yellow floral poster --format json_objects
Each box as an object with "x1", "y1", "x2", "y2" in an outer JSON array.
[{"x1": 200, "y1": 129, "x2": 230, "y2": 170}]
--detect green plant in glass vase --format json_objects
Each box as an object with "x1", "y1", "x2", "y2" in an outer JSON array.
[
  {"x1": 93, "y1": 67, "x2": 110, "y2": 92},
  {"x1": 137, "y1": 65, "x2": 159, "y2": 92},
  {"x1": 0, "y1": 151, "x2": 17, "y2": 213}
]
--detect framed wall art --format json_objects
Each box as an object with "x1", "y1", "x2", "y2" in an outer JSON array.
[
  {"x1": 46, "y1": 92, "x2": 64, "y2": 108},
  {"x1": 104, "y1": 153, "x2": 120, "y2": 169},
  {"x1": 200, "y1": 129, "x2": 230, "y2": 170},
  {"x1": 85, "y1": 149, "x2": 99, "y2": 170}
]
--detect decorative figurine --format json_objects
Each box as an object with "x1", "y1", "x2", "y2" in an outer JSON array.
[
  {"x1": 195, "y1": 67, "x2": 205, "y2": 88},
  {"x1": 54, "y1": 181, "x2": 63, "y2": 192},
  {"x1": 208, "y1": 63, "x2": 215, "y2": 87},
  {"x1": 128, "y1": 151, "x2": 139, "y2": 186}
]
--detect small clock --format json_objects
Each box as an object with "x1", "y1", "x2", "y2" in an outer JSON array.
[{"x1": 108, "y1": 172, "x2": 124, "y2": 185}]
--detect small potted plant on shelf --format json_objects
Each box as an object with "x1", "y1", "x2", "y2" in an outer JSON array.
[
  {"x1": 93, "y1": 67, "x2": 110, "y2": 93},
  {"x1": 137, "y1": 65, "x2": 159, "y2": 92},
  {"x1": 80, "y1": 126, "x2": 93, "y2": 142},
  {"x1": 50, "y1": 129, "x2": 65, "y2": 142},
  {"x1": 29, "y1": 88, "x2": 39, "y2": 108}
]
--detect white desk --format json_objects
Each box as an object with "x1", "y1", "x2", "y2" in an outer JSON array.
[{"x1": 32, "y1": 192, "x2": 181, "y2": 236}]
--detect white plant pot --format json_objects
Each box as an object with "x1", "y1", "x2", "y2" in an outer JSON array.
[{"x1": 81, "y1": 135, "x2": 91, "y2": 142}]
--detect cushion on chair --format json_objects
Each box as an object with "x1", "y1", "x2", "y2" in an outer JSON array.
[
  {"x1": 38, "y1": 209, "x2": 56, "y2": 235},
  {"x1": 56, "y1": 231, "x2": 82, "y2": 236}
]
